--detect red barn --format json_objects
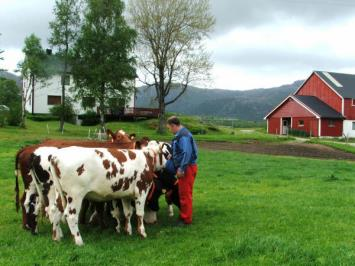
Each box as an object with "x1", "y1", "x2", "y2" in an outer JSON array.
[{"x1": 265, "y1": 71, "x2": 355, "y2": 137}]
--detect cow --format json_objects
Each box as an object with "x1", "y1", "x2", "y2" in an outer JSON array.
[
  {"x1": 39, "y1": 141, "x2": 170, "y2": 245},
  {"x1": 144, "y1": 169, "x2": 180, "y2": 224},
  {"x1": 15, "y1": 129, "x2": 135, "y2": 234}
]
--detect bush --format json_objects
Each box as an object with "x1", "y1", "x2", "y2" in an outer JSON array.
[
  {"x1": 0, "y1": 105, "x2": 9, "y2": 127},
  {"x1": 80, "y1": 110, "x2": 100, "y2": 126},
  {"x1": 49, "y1": 98, "x2": 76, "y2": 124},
  {"x1": 288, "y1": 129, "x2": 310, "y2": 138},
  {"x1": 7, "y1": 103, "x2": 22, "y2": 126},
  {"x1": 27, "y1": 114, "x2": 59, "y2": 121}
]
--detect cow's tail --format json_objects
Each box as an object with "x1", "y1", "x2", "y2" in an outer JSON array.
[
  {"x1": 49, "y1": 156, "x2": 67, "y2": 211},
  {"x1": 14, "y1": 149, "x2": 22, "y2": 212}
]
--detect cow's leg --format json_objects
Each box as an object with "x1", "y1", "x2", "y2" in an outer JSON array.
[
  {"x1": 135, "y1": 196, "x2": 148, "y2": 238},
  {"x1": 144, "y1": 208, "x2": 157, "y2": 224},
  {"x1": 64, "y1": 194, "x2": 84, "y2": 246},
  {"x1": 48, "y1": 189, "x2": 64, "y2": 241},
  {"x1": 168, "y1": 204, "x2": 174, "y2": 217},
  {"x1": 110, "y1": 200, "x2": 121, "y2": 233},
  {"x1": 23, "y1": 181, "x2": 38, "y2": 233},
  {"x1": 50, "y1": 189, "x2": 65, "y2": 241},
  {"x1": 121, "y1": 198, "x2": 133, "y2": 236}
]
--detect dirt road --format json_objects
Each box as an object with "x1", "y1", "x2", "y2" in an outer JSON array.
[{"x1": 198, "y1": 141, "x2": 355, "y2": 161}]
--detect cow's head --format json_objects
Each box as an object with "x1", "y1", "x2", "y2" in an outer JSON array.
[
  {"x1": 135, "y1": 136, "x2": 151, "y2": 149},
  {"x1": 145, "y1": 141, "x2": 172, "y2": 171},
  {"x1": 106, "y1": 129, "x2": 135, "y2": 146}
]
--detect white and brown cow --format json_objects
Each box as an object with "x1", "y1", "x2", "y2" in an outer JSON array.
[{"x1": 45, "y1": 141, "x2": 168, "y2": 246}]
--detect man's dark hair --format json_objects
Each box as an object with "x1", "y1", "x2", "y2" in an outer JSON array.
[{"x1": 167, "y1": 116, "x2": 181, "y2": 126}]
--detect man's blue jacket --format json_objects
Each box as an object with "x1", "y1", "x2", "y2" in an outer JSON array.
[{"x1": 166, "y1": 127, "x2": 198, "y2": 174}]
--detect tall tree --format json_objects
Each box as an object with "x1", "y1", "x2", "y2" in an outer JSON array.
[
  {"x1": 49, "y1": 0, "x2": 81, "y2": 132},
  {"x1": 18, "y1": 34, "x2": 47, "y2": 128},
  {"x1": 128, "y1": 0, "x2": 215, "y2": 133},
  {"x1": 72, "y1": 0, "x2": 136, "y2": 130}
]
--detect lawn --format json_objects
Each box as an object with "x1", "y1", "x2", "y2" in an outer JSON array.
[{"x1": 1, "y1": 120, "x2": 355, "y2": 265}]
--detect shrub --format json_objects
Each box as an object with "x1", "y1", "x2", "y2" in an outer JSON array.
[
  {"x1": 288, "y1": 129, "x2": 310, "y2": 138},
  {"x1": 27, "y1": 114, "x2": 59, "y2": 121},
  {"x1": 7, "y1": 103, "x2": 22, "y2": 126},
  {"x1": 49, "y1": 98, "x2": 76, "y2": 124},
  {"x1": 80, "y1": 110, "x2": 100, "y2": 126},
  {"x1": 0, "y1": 105, "x2": 9, "y2": 127}
]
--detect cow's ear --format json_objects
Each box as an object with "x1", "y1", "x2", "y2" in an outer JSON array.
[
  {"x1": 129, "y1": 133, "x2": 136, "y2": 140},
  {"x1": 135, "y1": 141, "x2": 142, "y2": 149},
  {"x1": 106, "y1": 129, "x2": 115, "y2": 140}
]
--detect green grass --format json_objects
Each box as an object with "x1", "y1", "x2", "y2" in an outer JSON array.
[
  {"x1": 2, "y1": 120, "x2": 355, "y2": 265},
  {"x1": 309, "y1": 139, "x2": 355, "y2": 155},
  {"x1": 0, "y1": 117, "x2": 292, "y2": 143}
]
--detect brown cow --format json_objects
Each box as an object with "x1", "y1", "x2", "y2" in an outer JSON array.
[{"x1": 15, "y1": 129, "x2": 136, "y2": 234}]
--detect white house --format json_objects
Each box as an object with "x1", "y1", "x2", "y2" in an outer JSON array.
[{"x1": 24, "y1": 54, "x2": 135, "y2": 116}]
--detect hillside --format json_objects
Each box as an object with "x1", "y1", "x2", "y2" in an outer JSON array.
[
  {"x1": 0, "y1": 71, "x2": 22, "y2": 87},
  {"x1": 135, "y1": 81, "x2": 304, "y2": 121}
]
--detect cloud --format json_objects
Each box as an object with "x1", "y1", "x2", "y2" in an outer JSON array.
[
  {"x1": 210, "y1": 0, "x2": 355, "y2": 34},
  {"x1": 0, "y1": 0, "x2": 55, "y2": 49}
]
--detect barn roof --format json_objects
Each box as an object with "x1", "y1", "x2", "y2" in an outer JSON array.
[
  {"x1": 292, "y1": 95, "x2": 344, "y2": 119},
  {"x1": 264, "y1": 95, "x2": 344, "y2": 119},
  {"x1": 314, "y1": 71, "x2": 355, "y2": 98}
]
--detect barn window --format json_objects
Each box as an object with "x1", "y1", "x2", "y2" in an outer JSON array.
[
  {"x1": 48, "y1": 95, "x2": 61, "y2": 105},
  {"x1": 328, "y1": 120, "x2": 335, "y2": 128},
  {"x1": 352, "y1": 99, "x2": 355, "y2": 106},
  {"x1": 298, "y1": 120, "x2": 304, "y2": 127},
  {"x1": 352, "y1": 122, "x2": 355, "y2": 130}
]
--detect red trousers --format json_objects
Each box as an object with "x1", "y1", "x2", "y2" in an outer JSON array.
[{"x1": 178, "y1": 164, "x2": 197, "y2": 224}]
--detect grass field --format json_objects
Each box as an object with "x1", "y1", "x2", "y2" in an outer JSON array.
[{"x1": 1, "y1": 119, "x2": 355, "y2": 265}]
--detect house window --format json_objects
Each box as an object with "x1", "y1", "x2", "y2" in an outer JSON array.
[
  {"x1": 352, "y1": 122, "x2": 355, "y2": 131},
  {"x1": 62, "y1": 75, "x2": 70, "y2": 86},
  {"x1": 48, "y1": 95, "x2": 61, "y2": 105},
  {"x1": 328, "y1": 120, "x2": 335, "y2": 128},
  {"x1": 352, "y1": 99, "x2": 355, "y2": 106},
  {"x1": 298, "y1": 120, "x2": 304, "y2": 127}
]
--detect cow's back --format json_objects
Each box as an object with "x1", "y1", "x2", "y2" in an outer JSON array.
[{"x1": 51, "y1": 147, "x2": 148, "y2": 200}]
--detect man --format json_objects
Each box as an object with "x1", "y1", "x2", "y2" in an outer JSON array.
[{"x1": 166, "y1": 116, "x2": 198, "y2": 225}]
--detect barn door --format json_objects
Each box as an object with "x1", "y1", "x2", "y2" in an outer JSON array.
[{"x1": 282, "y1": 118, "x2": 291, "y2": 135}]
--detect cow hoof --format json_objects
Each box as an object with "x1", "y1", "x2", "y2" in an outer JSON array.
[
  {"x1": 115, "y1": 225, "x2": 121, "y2": 234},
  {"x1": 139, "y1": 232, "x2": 147, "y2": 238}
]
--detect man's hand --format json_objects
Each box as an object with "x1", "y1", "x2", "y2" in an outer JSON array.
[{"x1": 177, "y1": 169, "x2": 185, "y2": 179}]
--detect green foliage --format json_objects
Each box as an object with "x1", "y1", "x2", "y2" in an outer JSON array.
[
  {"x1": 0, "y1": 105, "x2": 9, "y2": 127},
  {"x1": 27, "y1": 114, "x2": 59, "y2": 122},
  {"x1": 49, "y1": 97, "x2": 76, "y2": 123},
  {"x1": 19, "y1": 34, "x2": 47, "y2": 81},
  {"x1": 72, "y1": 0, "x2": 137, "y2": 128},
  {"x1": 0, "y1": 78, "x2": 21, "y2": 126},
  {"x1": 288, "y1": 129, "x2": 310, "y2": 138},
  {"x1": 80, "y1": 110, "x2": 100, "y2": 126},
  {"x1": 49, "y1": 0, "x2": 81, "y2": 54}
]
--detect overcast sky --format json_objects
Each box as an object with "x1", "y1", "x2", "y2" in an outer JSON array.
[{"x1": 1, "y1": 0, "x2": 355, "y2": 90}]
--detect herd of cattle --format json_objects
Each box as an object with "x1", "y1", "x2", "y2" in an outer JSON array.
[{"x1": 15, "y1": 129, "x2": 179, "y2": 246}]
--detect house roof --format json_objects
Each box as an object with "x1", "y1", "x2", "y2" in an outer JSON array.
[
  {"x1": 293, "y1": 95, "x2": 344, "y2": 119},
  {"x1": 314, "y1": 71, "x2": 355, "y2": 99},
  {"x1": 264, "y1": 95, "x2": 344, "y2": 119}
]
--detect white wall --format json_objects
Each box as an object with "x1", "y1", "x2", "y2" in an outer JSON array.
[
  {"x1": 25, "y1": 75, "x2": 135, "y2": 115},
  {"x1": 343, "y1": 120, "x2": 355, "y2": 138}
]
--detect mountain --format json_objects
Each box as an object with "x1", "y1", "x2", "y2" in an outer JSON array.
[
  {"x1": 135, "y1": 80, "x2": 304, "y2": 121},
  {"x1": 0, "y1": 71, "x2": 22, "y2": 88}
]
